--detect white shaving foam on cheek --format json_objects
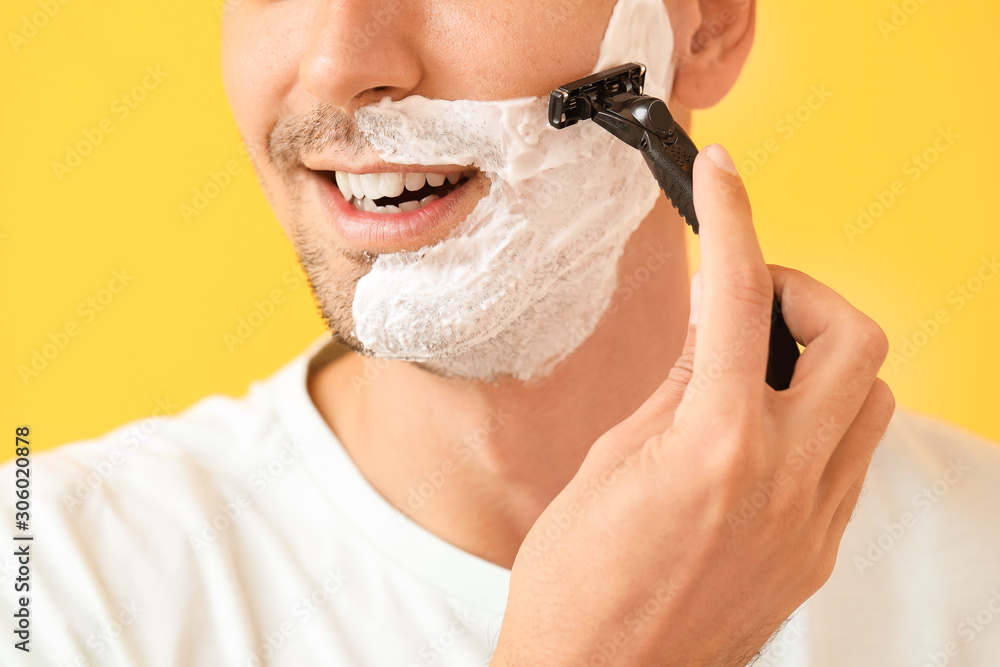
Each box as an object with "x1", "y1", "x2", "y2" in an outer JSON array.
[{"x1": 352, "y1": 0, "x2": 676, "y2": 381}]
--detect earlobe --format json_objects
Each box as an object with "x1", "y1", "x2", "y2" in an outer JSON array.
[{"x1": 668, "y1": 0, "x2": 756, "y2": 110}]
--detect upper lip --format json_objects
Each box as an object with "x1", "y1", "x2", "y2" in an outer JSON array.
[{"x1": 303, "y1": 155, "x2": 474, "y2": 175}]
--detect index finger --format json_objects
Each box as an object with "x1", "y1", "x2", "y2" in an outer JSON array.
[{"x1": 685, "y1": 144, "x2": 774, "y2": 412}]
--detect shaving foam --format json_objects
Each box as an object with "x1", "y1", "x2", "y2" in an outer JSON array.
[{"x1": 352, "y1": 0, "x2": 676, "y2": 381}]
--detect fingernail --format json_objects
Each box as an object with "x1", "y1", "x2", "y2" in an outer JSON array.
[
  {"x1": 705, "y1": 143, "x2": 739, "y2": 177},
  {"x1": 689, "y1": 271, "x2": 701, "y2": 324}
]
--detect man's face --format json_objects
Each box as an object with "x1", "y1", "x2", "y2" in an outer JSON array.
[{"x1": 221, "y1": 0, "x2": 628, "y2": 353}]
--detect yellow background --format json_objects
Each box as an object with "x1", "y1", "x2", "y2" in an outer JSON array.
[{"x1": 2, "y1": 0, "x2": 998, "y2": 460}]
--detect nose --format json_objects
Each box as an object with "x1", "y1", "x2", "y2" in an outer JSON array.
[{"x1": 299, "y1": 1, "x2": 422, "y2": 111}]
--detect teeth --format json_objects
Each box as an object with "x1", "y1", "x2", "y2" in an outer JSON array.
[
  {"x1": 335, "y1": 171, "x2": 351, "y2": 200},
  {"x1": 332, "y1": 169, "x2": 470, "y2": 213},
  {"x1": 379, "y1": 173, "x2": 405, "y2": 198},
  {"x1": 360, "y1": 173, "x2": 381, "y2": 201},
  {"x1": 405, "y1": 172, "x2": 426, "y2": 191},
  {"x1": 348, "y1": 173, "x2": 364, "y2": 200}
]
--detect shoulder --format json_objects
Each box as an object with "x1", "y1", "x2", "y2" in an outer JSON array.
[
  {"x1": 0, "y1": 357, "x2": 310, "y2": 664},
  {"x1": 20, "y1": 380, "x2": 288, "y2": 515},
  {"x1": 865, "y1": 406, "x2": 1000, "y2": 511},
  {"x1": 762, "y1": 408, "x2": 1000, "y2": 663}
]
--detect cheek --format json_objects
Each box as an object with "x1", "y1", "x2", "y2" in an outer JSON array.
[
  {"x1": 222, "y1": 7, "x2": 309, "y2": 157},
  {"x1": 421, "y1": 0, "x2": 617, "y2": 99},
  {"x1": 222, "y1": 6, "x2": 311, "y2": 223}
]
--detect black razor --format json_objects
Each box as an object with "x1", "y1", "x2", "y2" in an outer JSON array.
[{"x1": 549, "y1": 63, "x2": 800, "y2": 391}]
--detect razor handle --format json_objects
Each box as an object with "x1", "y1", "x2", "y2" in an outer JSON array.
[
  {"x1": 548, "y1": 63, "x2": 800, "y2": 390},
  {"x1": 635, "y1": 116, "x2": 698, "y2": 232},
  {"x1": 627, "y1": 99, "x2": 800, "y2": 391}
]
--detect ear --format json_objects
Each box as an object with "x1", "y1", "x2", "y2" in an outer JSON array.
[{"x1": 667, "y1": 0, "x2": 756, "y2": 110}]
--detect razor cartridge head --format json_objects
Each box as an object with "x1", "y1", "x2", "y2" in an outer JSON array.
[{"x1": 548, "y1": 63, "x2": 646, "y2": 129}]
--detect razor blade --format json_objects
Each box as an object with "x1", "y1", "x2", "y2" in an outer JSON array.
[
  {"x1": 548, "y1": 62, "x2": 698, "y2": 231},
  {"x1": 548, "y1": 63, "x2": 646, "y2": 129},
  {"x1": 547, "y1": 62, "x2": 801, "y2": 392}
]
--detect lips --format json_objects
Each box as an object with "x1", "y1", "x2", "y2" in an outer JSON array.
[
  {"x1": 330, "y1": 169, "x2": 474, "y2": 213},
  {"x1": 313, "y1": 166, "x2": 481, "y2": 252}
]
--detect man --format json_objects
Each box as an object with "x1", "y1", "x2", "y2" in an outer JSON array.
[{"x1": 4, "y1": 0, "x2": 1000, "y2": 665}]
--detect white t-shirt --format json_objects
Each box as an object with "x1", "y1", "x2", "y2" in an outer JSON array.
[{"x1": 2, "y1": 335, "x2": 999, "y2": 667}]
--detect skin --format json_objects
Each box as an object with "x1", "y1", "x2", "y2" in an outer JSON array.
[
  {"x1": 221, "y1": 0, "x2": 740, "y2": 570},
  {"x1": 223, "y1": 0, "x2": 895, "y2": 663}
]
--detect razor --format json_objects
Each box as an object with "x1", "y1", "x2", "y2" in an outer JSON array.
[{"x1": 549, "y1": 63, "x2": 800, "y2": 391}]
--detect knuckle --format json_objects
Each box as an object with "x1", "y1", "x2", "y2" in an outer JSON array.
[
  {"x1": 766, "y1": 263, "x2": 804, "y2": 288},
  {"x1": 706, "y1": 443, "x2": 761, "y2": 490},
  {"x1": 812, "y1": 545, "x2": 838, "y2": 587},
  {"x1": 772, "y1": 481, "x2": 813, "y2": 528},
  {"x1": 854, "y1": 319, "x2": 890, "y2": 370},
  {"x1": 725, "y1": 263, "x2": 774, "y2": 307},
  {"x1": 801, "y1": 520, "x2": 829, "y2": 565},
  {"x1": 667, "y1": 346, "x2": 696, "y2": 387},
  {"x1": 867, "y1": 378, "x2": 897, "y2": 430}
]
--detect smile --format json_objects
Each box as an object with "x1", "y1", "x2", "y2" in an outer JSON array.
[
  {"x1": 313, "y1": 164, "x2": 482, "y2": 253},
  {"x1": 325, "y1": 169, "x2": 474, "y2": 213}
]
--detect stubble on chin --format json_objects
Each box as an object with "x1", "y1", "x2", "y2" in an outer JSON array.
[{"x1": 288, "y1": 209, "x2": 378, "y2": 355}]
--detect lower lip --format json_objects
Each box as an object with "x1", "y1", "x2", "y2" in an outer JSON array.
[{"x1": 316, "y1": 173, "x2": 473, "y2": 252}]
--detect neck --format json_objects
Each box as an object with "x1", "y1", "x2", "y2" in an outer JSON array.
[{"x1": 309, "y1": 196, "x2": 691, "y2": 569}]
